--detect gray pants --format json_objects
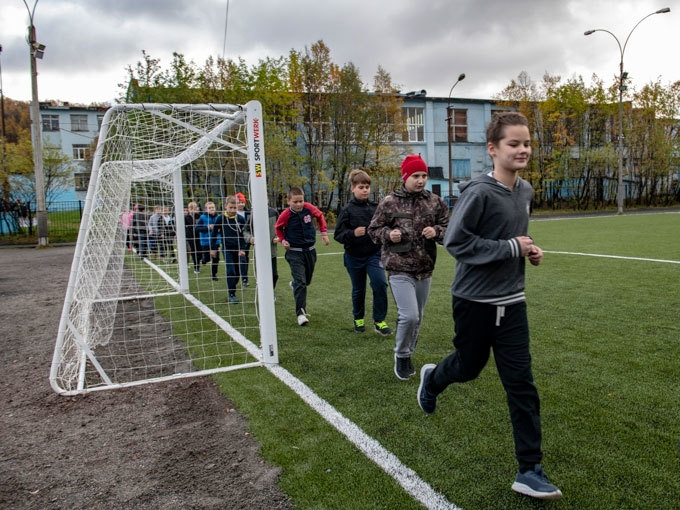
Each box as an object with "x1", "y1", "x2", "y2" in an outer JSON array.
[{"x1": 389, "y1": 274, "x2": 432, "y2": 358}]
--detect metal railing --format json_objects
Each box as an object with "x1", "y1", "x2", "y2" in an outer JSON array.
[{"x1": 0, "y1": 200, "x2": 83, "y2": 244}]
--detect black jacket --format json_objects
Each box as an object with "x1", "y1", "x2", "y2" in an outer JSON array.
[{"x1": 334, "y1": 197, "x2": 381, "y2": 257}]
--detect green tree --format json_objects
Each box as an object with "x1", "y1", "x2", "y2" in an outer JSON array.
[{"x1": 7, "y1": 132, "x2": 76, "y2": 205}]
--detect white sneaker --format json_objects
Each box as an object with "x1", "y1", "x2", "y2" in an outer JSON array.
[{"x1": 297, "y1": 308, "x2": 309, "y2": 326}]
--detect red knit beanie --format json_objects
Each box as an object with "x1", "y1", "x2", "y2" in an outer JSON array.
[{"x1": 401, "y1": 155, "x2": 428, "y2": 182}]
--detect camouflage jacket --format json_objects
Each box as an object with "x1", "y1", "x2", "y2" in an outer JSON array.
[{"x1": 368, "y1": 186, "x2": 449, "y2": 279}]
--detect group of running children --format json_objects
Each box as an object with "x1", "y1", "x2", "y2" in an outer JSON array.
[
  {"x1": 276, "y1": 112, "x2": 562, "y2": 500},
  {"x1": 139, "y1": 112, "x2": 563, "y2": 500}
]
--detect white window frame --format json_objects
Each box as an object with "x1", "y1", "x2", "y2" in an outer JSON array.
[
  {"x1": 70, "y1": 114, "x2": 89, "y2": 132},
  {"x1": 42, "y1": 114, "x2": 60, "y2": 132},
  {"x1": 402, "y1": 107, "x2": 424, "y2": 142},
  {"x1": 72, "y1": 144, "x2": 89, "y2": 160}
]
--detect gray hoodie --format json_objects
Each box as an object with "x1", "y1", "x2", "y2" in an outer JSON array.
[{"x1": 444, "y1": 172, "x2": 533, "y2": 304}]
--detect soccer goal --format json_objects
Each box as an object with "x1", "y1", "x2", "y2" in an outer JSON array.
[{"x1": 50, "y1": 102, "x2": 278, "y2": 395}]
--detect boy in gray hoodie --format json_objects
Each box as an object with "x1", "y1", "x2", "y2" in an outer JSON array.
[{"x1": 417, "y1": 112, "x2": 562, "y2": 500}]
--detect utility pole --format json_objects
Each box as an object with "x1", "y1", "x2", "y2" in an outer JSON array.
[
  {"x1": 25, "y1": 0, "x2": 48, "y2": 245},
  {"x1": 0, "y1": 44, "x2": 8, "y2": 202}
]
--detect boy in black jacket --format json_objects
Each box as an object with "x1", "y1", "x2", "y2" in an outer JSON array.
[
  {"x1": 213, "y1": 196, "x2": 248, "y2": 303},
  {"x1": 334, "y1": 169, "x2": 390, "y2": 336}
]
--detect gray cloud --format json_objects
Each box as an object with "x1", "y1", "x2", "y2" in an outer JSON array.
[{"x1": 1, "y1": 0, "x2": 676, "y2": 104}]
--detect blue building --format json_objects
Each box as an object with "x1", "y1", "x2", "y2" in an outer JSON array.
[
  {"x1": 38, "y1": 95, "x2": 503, "y2": 203},
  {"x1": 400, "y1": 92, "x2": 503, "y2": 199},
  {"x1": 39, "y1": 102, "x2": 107, "y2": 201}
]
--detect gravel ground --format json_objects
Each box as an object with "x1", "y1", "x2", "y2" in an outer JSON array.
[{"x1": 0, "y1": 245, "x2": 291, "y2": 509}]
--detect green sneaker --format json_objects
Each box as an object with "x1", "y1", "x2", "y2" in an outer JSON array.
[
  {"x1": 353, "y1": 318, "x2": 365, "y2": 333},
  {"x1": 374, "y1": 321, "x2": 392, "y2": 336}
]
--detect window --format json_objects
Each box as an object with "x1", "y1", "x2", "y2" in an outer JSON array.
[
  {"x1": 74, "y1": 172, "x2": 90, "y2": 191},
  {"x1": 42, "y1": 114, "x2": 60, "y2": 132},
  {"x1": 70, "y1": 114, "x2": 88, "y2": 132},
  {"x1": 72, "y1": 144, "x2": 89, "y2": 160},
  {"x1": 402, "y1": 107, "x2": 424, "y2": 142},
  {"x1": 97, "y1": 114, "x2": 104, "y2": 129},
  {"x1": 451, "y1": 159, "x2": 471, "y2": 179},
  {"x1": 453, "y1": 109, "x2": 467, "y2": 142}
]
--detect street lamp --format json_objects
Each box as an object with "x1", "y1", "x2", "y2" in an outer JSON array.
[
  {"x1": 446, "y1": 73, "x2": 465, "y2": 207},
  {"x1": 24, "y1": 0, "x2": 48, "y2": 245},
  {"x1": 584, "y1": 7, "x2": 670, "y2": 215}
]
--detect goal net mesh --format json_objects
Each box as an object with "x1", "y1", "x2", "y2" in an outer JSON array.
[{"x1": 51, "y1": 103, "x2": 276, "y2": 394}]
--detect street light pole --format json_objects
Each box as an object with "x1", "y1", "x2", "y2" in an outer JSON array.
[
  {"x1": 24, "y1": 0, "x2": 48, "y2": 245},
  {"x1": 446, "y1": 73, "x2": 465, "y2": 206},
  {"x1": 584, "y1": 7, "x2": 670, "y2": 215}
]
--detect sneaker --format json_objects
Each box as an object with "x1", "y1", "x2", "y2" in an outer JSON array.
[
  {"x1": 511, "y1": 464, "x2": 562, "y2": 500},
  {"x1": 394, "y1": 355, "x2": 411, "y2": 381},
  {"x1": 374, "y1": 321, "x2": 392, "y2": 336},
  {"x1": 228, "y1": 294, "x2": 239, "y2": 304},
  {"x1": 407, "y1": 357, "x2": 416, "y2": 377},
  {"x1": 417, "y1": 364, "x2": 437, "y2": 414},
  {"x1": 298, "y1": 308, "x2": 309, "y2": 326},
  {"x1": 354, "y1": 318, "x2": 365, "y2": 333},
  {"x1": 193, "y1": 269, "x2": 200, "y2": 274},
  {"x1": 242, "y1": 279, "x2": 249, "y2": 287},
  {"x1": 211, "y1": 276, "x2": 218, "y2": 282}
]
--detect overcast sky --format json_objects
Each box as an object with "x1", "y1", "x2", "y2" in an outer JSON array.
[{"x1": 1, "y1": 0, "x2": 677, "y2": 105}]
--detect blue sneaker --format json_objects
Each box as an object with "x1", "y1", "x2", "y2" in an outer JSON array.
[
  {"x1": 228, "y1": 294, "x2": 239, "y2": 304},
  {"x1": 511, "y1": 464, "x2": 562, "y2": 500},
  {"x1": 417, "y1": 364, "x2": 437, "y2": 414}
]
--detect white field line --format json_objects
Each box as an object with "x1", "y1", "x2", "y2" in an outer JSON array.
[
  {"x1": 267, "y1": 364, "x2": 460, "y2": 510},
  {"x1": 544, "y1": 251, "x2": 680, "y2": 264},
  {"x1": 146, "y1": 255, "x2": 458, "y2": 508}
]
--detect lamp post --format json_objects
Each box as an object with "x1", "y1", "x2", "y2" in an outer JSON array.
[
  {"x1": 446, "y1": 73, "x2": 465, "y2": 207},
  {"x1": 24, "y1": 0, "x2": 48, "y2": 245},
  {"x1": 584, "y1": 7, "x2": 670, "y2": 215}
]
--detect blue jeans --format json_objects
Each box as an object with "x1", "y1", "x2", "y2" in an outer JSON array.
[{"x1": 344, "y1": 252, "x2": 388, "y2": 322}]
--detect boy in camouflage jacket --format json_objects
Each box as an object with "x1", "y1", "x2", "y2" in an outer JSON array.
[{"x1": 368, "y1": 155, "x2": 448, "y2": 380}]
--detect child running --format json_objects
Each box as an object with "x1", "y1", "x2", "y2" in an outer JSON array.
[
  {"x1": 416, "y1": 112, "x2": 562, "y2": 500},
  {"x1": 275, "y1": 187, "x2": 329, "y2": 326},
  {"x1": 194, "y1": 201, "x2": 220, "y2": 281},
  {"x1": 368, "y1": 155, "x2": 448, "y2": 380},
  {"x1": 334, "y1": 169, "x2": 390, "y2": 336},
  {"x1": 213, "y1": 196, "x2": 248, "y2": 303}
]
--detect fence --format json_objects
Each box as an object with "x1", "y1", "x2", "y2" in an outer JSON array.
[{"x1": 0, "y1": 200, "x2": 84, "y2": 244}]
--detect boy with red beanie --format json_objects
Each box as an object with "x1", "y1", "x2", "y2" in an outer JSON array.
[{"x1": 368, "y1": 155, "x2": 449, "y2": 380}]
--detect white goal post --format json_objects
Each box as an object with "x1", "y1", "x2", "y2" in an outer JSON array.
[{"x1": 50, "y1": 101, "x2": 278, "y2": 395}]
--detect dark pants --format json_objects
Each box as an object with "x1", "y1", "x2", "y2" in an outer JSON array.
[
  {"x1": 223, "y1": 249, "x2": 241, "y2": 295},
  {"x1": 201, "y1": 245, "x2": 219, "y2": 278},
  {"x1": 271, "y1": 255, "x2": 279, "y2": 289},
  {"x1": 134, "y1": 233, "x2": 147, "y2": 258},
  {"x1": 428, "y1": 298, "x2": 542, "y2": 472},
  {"x1": 240, "y1": 244, "x2": 251, "y2": 284},
  {"x1": 285, "y1": 248, "x2": 317, "y2": 316},
  {"x1": 187, "y1": 238, "x2": 199, "y2": 270},
  {"x1": 343, "y1": 252, "x2": 388, "y2": 322}
]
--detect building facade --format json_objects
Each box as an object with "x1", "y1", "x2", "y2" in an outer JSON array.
[
  {"x1": 400, "y1": 93, "x2": 502, "y2": 199},
  {"x1": 39, "y1": 102, "x2": 106, "y2": 201},
  {"x1": 39, "y1": 95, "x2": 503, "y2": 203}
]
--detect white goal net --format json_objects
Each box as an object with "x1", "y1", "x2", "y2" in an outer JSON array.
[{"x1": 51, "y1": 102, "x2": 278, "y2": 395}]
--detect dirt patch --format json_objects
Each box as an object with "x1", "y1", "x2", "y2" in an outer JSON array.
[{"x1": 0, "y1": 246, "x2": 291, "y2": 509}]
